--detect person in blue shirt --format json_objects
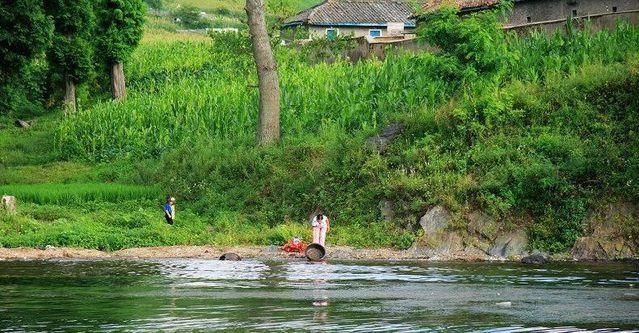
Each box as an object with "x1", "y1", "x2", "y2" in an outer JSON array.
[{"x1": 164, "y1": 197, "x2": 176, "y2": 225}]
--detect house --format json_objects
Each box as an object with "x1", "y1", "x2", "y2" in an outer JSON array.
[
  {"x1": 421, "y1": 0, "x2": 639, "y2": 31},
  {"x1": 283, "y1": 0, "x2": 417, "y2": 40}
]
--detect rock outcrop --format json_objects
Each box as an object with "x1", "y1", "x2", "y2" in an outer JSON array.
[
  {"x1": 410, "y1": 206, "x2": 464, "y2": 257},
  {"x1": 408, "y1": 202, "x2": 637, "y2": 261},
  {"x1": 572, "y1": 202, "x2": 638, "y2": 260},
  {"x1": 411, "y1": 206, "x2": 530, "y2": 260},
  {"x1": 419, "y1": 205, "x2": 452, "y2": 234},
  {"x1": 488, "y1": 231, "x2": 528, "y2": 258},
  {"x1": 366, "y1": 123, "x2": 404, "y2": 153}
]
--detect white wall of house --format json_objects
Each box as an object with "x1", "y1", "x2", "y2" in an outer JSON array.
[{"x1": 309, "y1": 25, "x2": 415, "y2": 39}]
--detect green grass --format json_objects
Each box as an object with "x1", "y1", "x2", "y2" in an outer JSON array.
[
  {"x1": 163, "y1": 0, "x2": 322, "y2": 29},
  {"x1": 174, "y1": 0, "x2": 320, "y2": 16},
  {"x1": 0, "y1": 202, "x2": 415, "y2": 250},
  {"x1": 0, "y1": 202, "x2": 214, "y2": 251},
  {"x1": 0, "y1": 183, "x2": 160, "y2": 205},
  {"x1": 2, "y1": 10, "x2": 639, "y2": 253}
]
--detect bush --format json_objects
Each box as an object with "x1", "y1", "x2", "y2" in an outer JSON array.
[{"x1": 172, "y1": 5, "x2": 211, "y2": 29}]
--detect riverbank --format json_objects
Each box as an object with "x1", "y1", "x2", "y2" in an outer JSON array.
[
  {"x1": 0, "y1": 245, "x2": 629, "y2": 262},
  {"x1": 0, "y1": 245, "x2": 454, "y2": 261}
]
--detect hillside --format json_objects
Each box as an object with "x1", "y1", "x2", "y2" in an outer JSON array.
[
  {"x1": 1, "y1": 7, "x2": 638, "y2": 259},
  {"x1": 149, "y1": 0, "x2": 322, "y2": 29}
]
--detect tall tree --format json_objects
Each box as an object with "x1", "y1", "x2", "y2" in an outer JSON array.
[
  {"x1": 96, "y1": 0, "x2": 145, "y2": 101},
  {"x1": 45, "y1": 0, "x2": 95, "y2": 114},
  {"x1": 246, "y1": 0, "x2": 281, "y2": 145},
  {"x1": 0, "y1": 0, "x2": 53, "y2": 114}
]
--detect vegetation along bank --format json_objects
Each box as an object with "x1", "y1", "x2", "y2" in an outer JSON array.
[{"x1": 1, "y1": 1, "x2": 638, "y2": 261}]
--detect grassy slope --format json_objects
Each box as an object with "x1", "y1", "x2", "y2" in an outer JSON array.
[
  {"x1": 1, "y1": 11, "x2": 638, "y2": 252},
  {"x1": 175, "y1": 0, "x2": 321, "y2": 13},
  {"x1": 164, "y1": 0, "x2": 321, "y2": 28}
]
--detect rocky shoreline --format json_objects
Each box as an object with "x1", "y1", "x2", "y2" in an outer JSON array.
[
  {"x1": 0, "y1": 245, "x2": 635, "y2": 263},
  {"x1": 405, "y1": 204, "x2": 638, "y2": 262}
]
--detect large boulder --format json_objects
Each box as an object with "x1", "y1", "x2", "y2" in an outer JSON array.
[
  {"x1": 576, "y1": 202, "x2": 639, "y2": 260},
  {"x1": 521, "y1": 253, "x2": 549, "y2": 264},
  {"x1": 571, "y1": 237, "x2": 608, "y2": 260},
  {"x1": 419, "y1": 206, "x2": 451, "y2": 234},
  {"x1": 467, "y1": 211, "x2": 500, "y2": 241},
  {"x1": 1, "y1": 195, "x2": 16, "y2": 214},
  {"x1": 379, "y1": 200, "x2": 394, "y2": 222},
  {"x1": 571, "y1": 237, "x2": 635, "y2": 261},
  {"x1": 488, "y1": 231, "x2": 528, "y2": 258},
  {"x1": 410, "y1": 206, "x2": 464, "y2": 257}
]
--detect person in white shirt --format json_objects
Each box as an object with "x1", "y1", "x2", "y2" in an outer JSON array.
[{"x1": 311, "y1": 213, "x2": 330, "y2": 246}]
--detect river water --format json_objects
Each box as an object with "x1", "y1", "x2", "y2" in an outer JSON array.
[{"x1": 0, "y1": 259, "x2": 637, "y2": 332}]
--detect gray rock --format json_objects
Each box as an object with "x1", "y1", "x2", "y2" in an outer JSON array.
[
  {"x1": 410, "y1": 231, "x2": 464, "y2": 257},
  {"x1": 433, "y1": 231, "x2": 463, "y2": 254},
  {"x1": 366, "y1": 123, "x2": 404, "y2": 153},
  {"x1": 521, "y1": 253, "x2": 548, "y2": 264},
  {"x1": 571, "y1": 237, "x2": 608, "y2": 260},
  {"x1": 419, "y1": 206, "x2": 451, "y2": 234},
  {"x1": 1, "y1": 195, "x2": 16, "y2": 214},
  {"x1": 14, "y1": 119, "x2": 30, "y2": 128},
  {"x1": 465, "y1": 237, "x2": 491, "y2": 255},
  {"x1": 467, "y1": 211, "x2": 499, "y2": 241},
  {"x1": 379, "y1": 200, "x2": 394, "y2": 222},
  {"x1": 488, "y1": 231, "x2": 528, "y2": 258}
]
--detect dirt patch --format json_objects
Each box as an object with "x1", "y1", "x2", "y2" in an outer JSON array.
[
  {"x1": 0, "y1": 247, "x2": 107, "y2": 260},
  {"x1": 0, "y1": 245, "x2": 496, "y2": 261}
]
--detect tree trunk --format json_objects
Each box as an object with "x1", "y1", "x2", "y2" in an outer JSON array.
[
  {"x1": 246, "y1": 0, "x2": 281, "y2": 145},
  {"x1": 63, "y1": 75, "x2": 76, "y2": 114},
  {"x1": 110, "y1": 62, "x2": 127, "y2": 101}
]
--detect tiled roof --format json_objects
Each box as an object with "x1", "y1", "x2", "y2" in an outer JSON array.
[
  {"x1": 421, "y1": 0, "x2": 502, "y2": 12},
  {"x1": 284, "y1": 0, "x2": 416, "y2": 27}
]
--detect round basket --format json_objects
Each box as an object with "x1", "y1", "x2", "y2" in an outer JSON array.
[{"x1": 305, "y1": 243, "x2": 326, "y2": 261}]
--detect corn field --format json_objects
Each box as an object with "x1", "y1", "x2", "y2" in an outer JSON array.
[{"x1": 57, "y1": 23, "x2": 639, "y2": 161}]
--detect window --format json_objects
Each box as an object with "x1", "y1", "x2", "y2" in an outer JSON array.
[
  {"x1": 369, "y1": 29, "x2": 382, "y2": 38},
  {"x1": 526, "y1": 16, "x2": 532, "y2": 23},
  {"x1": 326, "y1": 28, "x2": 338, "y2": 41},
  {"x1": 612, "y1": 6, "x2": 618, "y2": 12},
  {"x1": 572, "y1": 9, "x2": 578, "y2": 16}
]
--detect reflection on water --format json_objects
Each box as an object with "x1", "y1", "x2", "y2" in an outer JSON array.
[{"x1": 0, "y1": 259, "x2": 637, "y2": 332}]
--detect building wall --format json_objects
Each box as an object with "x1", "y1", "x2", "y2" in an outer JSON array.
[
  {"x1": 506, "y1": 0, "x2": 639, "y2": 28},
  {"x1": 308, "y1": 26, "x2": 416, "y2": 39}
]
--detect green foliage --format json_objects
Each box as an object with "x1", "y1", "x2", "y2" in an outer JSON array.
[
  {"x1": 96, "y1": 0, "x2": 146, "y2": 64},
  {"x1": 0, "y1": 0, "x2": 53, "y2": 115},
  {"x1": 0, "y1": 203, "x2": 214, "y2": 251},
  {"x1": 3, "y1": 5, "x2": 639, "y2": 253},
  {"x1": 0, "y1": 183, "x2": 159, "y2": 205},
  {"x1": 417, "y1": 4, "x2": 511, "y2": 77},
  {"x1": 0, "y1": 0, "x2": 53, "y2": 79},
  {"x1": 57, "y1": 36, "x2": 459, "y2": 161},
  {"x1": 145, "y1": 0, "x2": 164, "y2": 10},
  {"x1": 51, "y1": 21, "x2": 639, "y2": 252},
  {"x1": 45, "y1": 0, "x2": 96, "y2": 84},
  {"x1": 172, "y1": 4, "x2": 210, "y2": 29}
]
